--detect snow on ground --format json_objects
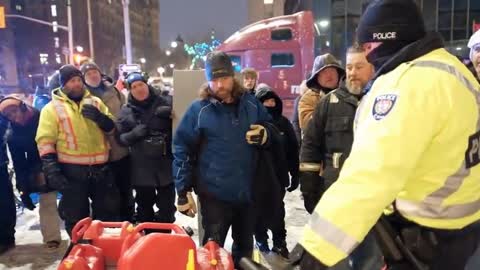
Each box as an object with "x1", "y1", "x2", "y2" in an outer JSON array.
[{"x1": 0, "y1": 190, "x2": 309, "y2": 270}]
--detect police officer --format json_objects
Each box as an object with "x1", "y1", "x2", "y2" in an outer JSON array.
[
  {"x1": 299, "y1": 46, "x2": 382, "y2": 270},
  {"x1": 292, "y1": 0, "x2": 480, "y2": 269},
  {"x1": 299, "y1": 45, "x2": 374, "y2": 214}
]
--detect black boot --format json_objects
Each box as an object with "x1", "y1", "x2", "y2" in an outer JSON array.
[
  {"x1": 272, "y1": 241, "x2": 289, "y2": 259},
  {"x1": 0, "y1": 242, "x2": 15, "y2": 256}
]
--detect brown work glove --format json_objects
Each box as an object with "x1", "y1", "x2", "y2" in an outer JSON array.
[{"x1": 177, "y1": 192, "x2": 197, "y2": 218}]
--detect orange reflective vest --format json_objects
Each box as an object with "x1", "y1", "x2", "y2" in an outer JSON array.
[{"x1": 36, "y1": 89, "x2": 113, "y2": 165}]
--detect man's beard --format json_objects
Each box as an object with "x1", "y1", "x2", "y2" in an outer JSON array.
[
  {"x1": 213, "y1": 88, "x2": 233, "y2": 102},
  {"x1": 64, "y1": 87, "x2": 85, "y2": 101},
  {"x1": 346, "y1": 79, "x2": 364, "y2": 95},
  {"x1": 86, "y1": 80, "x2": 101, "y2": 88}
]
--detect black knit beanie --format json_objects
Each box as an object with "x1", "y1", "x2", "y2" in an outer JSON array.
[{"x1": 357, "y1": 0, "x2": 426, "y2": 44}]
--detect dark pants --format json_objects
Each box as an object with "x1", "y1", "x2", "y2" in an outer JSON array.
[
  {"x1": 387, "y1": 225, "x2": 480, "y2": 270},
  {"x1": 110, "y1": 156, "x2": 134, "y2": 222},
  {"x1": 0, "y1": 166, "x2": 15, "y2": 245},
  {"x1": 134, "y1": 184, "x2": 176, "y2": 224},
  {"x1": 255, "y1": 191, "x2": 287, "y2": 248},
  {"x1": 199, "y1": 196, "x2": 254, "y2": 269},
  {"x1": 59, "y1": 164, "x2": 120, "y2": 237}
]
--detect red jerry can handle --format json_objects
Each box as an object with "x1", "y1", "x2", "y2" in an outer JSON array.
[
  {"x1": 84, "y1": 220, "x2": 133, "y2": 240},
  {"x1": 71, "y1": 218, "x2": 93, "y2": 244},
  {"x1": 120, "y1": 223, "x2": 187, "y2": 254}
]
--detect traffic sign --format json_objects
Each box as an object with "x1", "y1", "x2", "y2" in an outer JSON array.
[
  {"x1": 119, "y1": 64, "x2": 141, "y2": 75},
  {"x1": 0, "y1": 6, "x2": 6, "y2": 29}
]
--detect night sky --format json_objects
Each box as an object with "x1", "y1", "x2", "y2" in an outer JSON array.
[{"x1": 159, "y1": 0, "x2": 250, "y2": 48}]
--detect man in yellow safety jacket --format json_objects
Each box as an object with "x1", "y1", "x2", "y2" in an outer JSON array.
[
  {"x1": 36, "y1": 65, "x2": 120, "y2": 236},
  {"x1": 292, "y1": 0, "x2": 480, "y2": 269}
]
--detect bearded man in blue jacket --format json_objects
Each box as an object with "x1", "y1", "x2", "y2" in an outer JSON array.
[{"x1": 173, "y1": 51, "x2": 272, "y2": 269}]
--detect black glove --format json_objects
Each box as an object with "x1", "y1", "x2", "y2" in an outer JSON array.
[
  {"x1": 20, "y1": 192, "x2": 36, "y2": 211},
  {"x1": 82, "y1": 104, "x2": 114, "y2": 132},
  {"x1": 287, "y1": 174, "x2": 300, "y2": 192},
  {"x1": 290, "y1": 244, "x2": 328, "y2": 270},
  {"x1": 155, "y1": 106, "x2": 172, "y2": 118},
  {"x1": 300, "y1": 171, "x2": 324, "y2": 214},
  {"x1": 119, "y1": 124, "x2": 148, "y2": 145},
  {"x1": 47, "y1": 173, "x2": 69, "y2": 191},
  {"x1": 42, "y1": 154, "x2": 69, "y2": 191}
]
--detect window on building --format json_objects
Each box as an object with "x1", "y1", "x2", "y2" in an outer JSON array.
[
  {"x1": 52, "y1": 21, "x2": 58, "y2": 32},
  {"x1": 271, "y1": 53, "x2": 294, "y2": 68},
  {"x1": 271, "y1": 29, "x2": 293, "y2": 41},
  {"x1": 51, "y1": 5, "x2": 57, "y2": 17},
  {"x1": 56, "y1": 53, "x2": 62, "y2": 64},
  {"x1": 15, "y1": 5, "x2": 22, "y2": 11},
  {"x1": 229, "y1": 55, "x2": 242, "y2": 73},
  {"x1": 54, "y1": 37, "x2": 60, "y2": 48}
]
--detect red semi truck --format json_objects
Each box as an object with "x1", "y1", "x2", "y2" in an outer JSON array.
[{"x1": 217, "y1": 11, "x2": 315, "y2": 117}]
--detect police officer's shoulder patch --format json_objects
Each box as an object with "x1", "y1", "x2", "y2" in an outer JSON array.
[{"x1": 372, "y1": 94, "x2": 398, "y2": 120}]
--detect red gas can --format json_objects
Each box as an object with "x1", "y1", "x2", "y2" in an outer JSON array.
[
  {"x1": 57, "y1": 244, "x2": 105, "y2": 270},
  {"x1": 197, "y1": 241, "x2": 234, "y2": 270},
  {"x1": 118, "y1": 223, "x2": 198, "y2": 270},
  {"x1": 83, "y1": 220, "x2": 139, "y2": 265}
]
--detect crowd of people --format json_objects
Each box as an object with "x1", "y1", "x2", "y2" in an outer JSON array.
[{"x1": 3, "y1": 0, "x2": 480, "y2": 269}]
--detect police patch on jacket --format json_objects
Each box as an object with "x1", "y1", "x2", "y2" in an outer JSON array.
[{"x1": 372, "y1": 94, "x2": 397, "y2": 120}]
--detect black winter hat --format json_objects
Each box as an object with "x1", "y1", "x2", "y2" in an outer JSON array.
[
  {"x1": 80, "y1": 61, "x2": 101, "y2": 75},
  {"x1": 357, "y1": 0, "x2": 426, "y2": 44},
  {"x1": 205, "y1": 51, "x2": 234, "y2": 81},
  {"x1": 59, "y1": 65, "x2": 83, "y2": 87}
]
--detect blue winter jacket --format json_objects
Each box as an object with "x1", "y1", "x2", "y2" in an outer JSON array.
[{"x1": 173, "y1": 90, "x2": 271, "y2": 203}]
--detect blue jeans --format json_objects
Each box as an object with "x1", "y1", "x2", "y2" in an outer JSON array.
[{"x1": 331, "y1": 230, "x2": 383, "y2": 270}]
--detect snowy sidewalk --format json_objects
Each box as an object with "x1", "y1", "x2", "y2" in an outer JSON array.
[{"x1": 0, "y1": 190, "x2": 308, "y2": 270}]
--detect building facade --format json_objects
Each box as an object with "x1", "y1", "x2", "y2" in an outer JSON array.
[
  {"x1": 0, "y1": 0, "x2": 19, "y2": 92},
  {"x1": 285, "y1": 0, "x2": 480, "y2": 63},
  {"x1": 2, "y1": 0, "x2": 160, "y2": 90}
]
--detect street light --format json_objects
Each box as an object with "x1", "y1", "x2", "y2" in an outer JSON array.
[
  {"x1": 157, "y1": 67, "x2": 165, "y2": 75},
  {"x1": 169, "y1": 63, "x2": 175, "y2": 69},
  {"x1": 140, "y1": 58, "x2": 146, "y2": 64},
  {"x1": 171, "y1": 41, "x2": 178, "y2": 48},
  {"x1": 318, "y1": 20, "x2": 329, "y2": 28},
  {"x1": 165, "y1": 50, "x2": 171, "y2": 56},
  {"x1": 76, "y1": 46, "x2": 84, "y2": 53}
]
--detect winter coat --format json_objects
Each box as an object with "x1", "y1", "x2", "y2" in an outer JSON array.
[
  {"x1": 7, "y1": 109, "x2": 45, "y2": 193},
  {"x1": 300, "y1": 84, "x2": 359, "y2": 189},
  {"x1": 252, "y1": 122, "x2": 284, "y2": 225},
  {"x1": 255, "y1": 86, "x2": 299, "y2": 188},
  {"x1": 292, "y1": 95, "x2": 302, "y2": 146},
  {"x1": 36, "y1": 89, "x2": 113, "y2": 165},
  {"x1": 0, "y1": 118, "x2": 7, "y2": 168},
  {"x1": 117, "y1": 88, "x2": 173, "y2": 187},
  {"x1": 299, "y1": 54, "x2": 345, "y2": 130},
  {"x1": 87, "y1": 80, "x2": 129, "y2": 162},
  {"x1": 173, "y1": 83, "x2": 272, "y2": 203},
  {"x1": 292, "y1": 81, "x2": 309, "y2": 145}
]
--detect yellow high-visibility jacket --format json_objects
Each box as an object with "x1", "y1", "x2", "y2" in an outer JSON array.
[
  {"x1": 301, "y1": 48, "x2": 480, "y2": 266},
  {"x1": 36, "y1": 89, "x2": 113, "y2": 165}
]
